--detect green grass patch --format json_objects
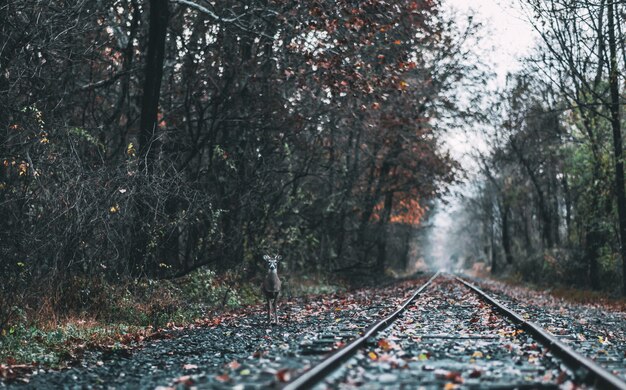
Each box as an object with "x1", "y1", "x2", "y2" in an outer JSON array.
[{"x1": 0, "y1": 267, "x2": 346, "y2": 369}]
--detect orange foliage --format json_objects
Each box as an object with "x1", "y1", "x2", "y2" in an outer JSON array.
[{"x1": 371, "y1": 196, "x2": 425, "y2": 226}]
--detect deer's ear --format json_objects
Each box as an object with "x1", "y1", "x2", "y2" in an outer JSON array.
[
  {"x1": 276, "y1": 255, "x2": 282, "y2": 261},
  {"x1": 263, "y1": 255, "x2": 271, "y2": 261}
]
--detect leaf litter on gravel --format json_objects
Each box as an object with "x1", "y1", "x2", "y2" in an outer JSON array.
[
  {"x1": 469, "y1": 276, "x2": 626, "y2": 381},
  {"x1": 318, "y1": 277, "x2": 575, "y2": 389},
  {"x1": 8, "y1": 276, "x2": 431, "y2": 389}
]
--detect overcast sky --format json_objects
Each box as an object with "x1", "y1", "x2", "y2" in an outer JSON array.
[
  {"x1": 426, "y1": 0, "x2": 539, "y2": 269},
  {"x1": 444, "y1": 0, "x2": 537, "y2": 86},
  {"x1": 436, "y1": 0, "x2": 539, "y2": 165}
]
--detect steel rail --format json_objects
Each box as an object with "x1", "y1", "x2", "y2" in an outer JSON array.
[
  {"x1": 456, "y1": 276, "x2": 626, "y2": 390},
  {"x1": 282, "y1": 272, "x2": 440, "y2": 390}
]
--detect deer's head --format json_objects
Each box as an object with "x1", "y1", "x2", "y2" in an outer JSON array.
[{"x1": 263, "y1": 254, "x2": 281, "y2": 271}]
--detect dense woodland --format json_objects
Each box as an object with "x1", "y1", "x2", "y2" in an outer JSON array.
[
  {"x1": 0, "y1": 0, "x2": 483, "y2": 326},
  {"x1": 451, "y1": 0, "x2": 626, "y2": 295},
  {"x1": 0, "y1": 0, "x2": 625, "y2": 330}
]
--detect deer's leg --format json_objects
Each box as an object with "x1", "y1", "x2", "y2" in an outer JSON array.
[
  {"x1": 266, "y1": 299, "x2": 271, "y2": 323},
  {"x1": 273, "y1": 297, "x2": 279, "y2": 324}
]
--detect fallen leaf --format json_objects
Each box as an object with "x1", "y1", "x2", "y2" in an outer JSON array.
[
  {"x1": 174, "y1": 375, "x2": 194, "y2": 385},
  {"x1": 276, "y1": 368, "x2": 291, "y2": 382},
  {"x1": 446, "y1": 371, "x2": 463, "y2": 383},
  {"x1": 227, "y1": 360, "x2": 241, "y2": 370},
  {"x1": 377, "y1": 338, "x2": 392, "y2": 351},
  {"x1": 471, "y1": 351, "x2": 483, "y2": 358},
  {"x1": 368, "y1": 351, "x2": 378, "y2": 360},
  {"x1": 215, "y1": 374, "x2": 229, "y2": 383},
  {"x1": 183, "y1": 364, "x2": 198, "y2": 370},
  {"x1": 469, "y1": 369, "x2": 481, "y2": 378},
  {"x1": 240, "y1": 369, "x2": 251, "y2": 376}
]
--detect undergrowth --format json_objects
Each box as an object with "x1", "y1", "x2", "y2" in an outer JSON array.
[
  {"x1": 499, "y1": 273, "x2": 626, "y2": 310},
  {"x1": 0, "y1": 267, "x2": 345, "y2": 369}
]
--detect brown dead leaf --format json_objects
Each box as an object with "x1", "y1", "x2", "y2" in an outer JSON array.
[
  {"x1": 469, "y1": 369, "x2": 481, "y2": 378},
  {"x1": 173, "y1": 375, "x2": 194, "y2": 386},
  {"x1": 377, "y1": 338, "x2": 392, "y2": 351},
  {"x1": 446, "y1": 371, "x2": 464, "y2": 384},
  {"x1": 276, "y1": 368, "x2": 291, "y2": 382}
]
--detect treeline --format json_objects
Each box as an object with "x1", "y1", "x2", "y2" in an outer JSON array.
[
  {"x1": 456, "y1": 0, "x2": 626, "y2": 294},
  {"x1": 0, "y1": 0, "x2": 477, "y2": 320}
]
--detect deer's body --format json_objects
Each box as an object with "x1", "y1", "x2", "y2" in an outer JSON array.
[{"x1": 262, "y1": 255, "x2": 282, "y2": 324}]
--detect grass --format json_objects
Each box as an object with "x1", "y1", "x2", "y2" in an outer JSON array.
[
  {"x1": 0, "y1": 267, "x2": 347, "y2": 372},
  {"x1": 0, "y1": 268, "x2": 254, "y2": 369},
  {"x1": 496, "y1": 273, "x2": 626, "y2": 311},
  {"x1": 0, "y1": 319, "x2": 145, "y2": 367}
]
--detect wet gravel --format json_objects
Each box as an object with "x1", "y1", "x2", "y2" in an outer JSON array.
[
  {"x1": 3, "y1": 274, "x2": 624, "y2": 389},
  {"x1": 2, "y1": 277, "x2": 428, "y2": 389},
  {"x1": 470, "y1": 277, "x2": 626, "y2": 382},
  {"x1": 317, "y1": 276, "x2": 574, "y2": 389}
]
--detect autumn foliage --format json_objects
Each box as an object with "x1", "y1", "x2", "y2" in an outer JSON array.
[{"x1": 0, "y1": 0, "x2": 478, "y2": 326}]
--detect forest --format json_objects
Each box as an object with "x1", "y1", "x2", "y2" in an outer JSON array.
[
  {"x1": 0, "y1": 0, "x2": 625, "y2": 338},
  {"x1": 448, "y1": 0, "x2": 626, "y2": 296},
  {"x1": 1, "y1": 0, "x2": 481, "y2": 331}
]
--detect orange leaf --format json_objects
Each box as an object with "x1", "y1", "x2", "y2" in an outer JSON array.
[
  {"x1": 377, "y1": 338, "x2": 392, "y2": 351},
  {"x1": 446, "y1": 371, "x2": 464, "y2": 384},
  {"x1": 276, "y1": 368, "x2": 291, "y2": 382}
]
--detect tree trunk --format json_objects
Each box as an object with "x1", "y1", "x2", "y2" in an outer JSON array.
[
  {"x1": 376, "y1": 191, "x2": 394, "y2": 273},
  {"x1": 607, "y1": 1, "x2": 626, "y2": 295},
  {"x1": 562, "y1": 173, "x2": 572, "y2": 238},
  {"x1": 131, "y1": 0, "x2": 169, "y2": 275},
  {"x1": 489, "y1": 204, "x2": 497, "y2": 274},
  {"x1": 501, "y1": 198, "x2": 513, "y2": 264},
  {"x1": 586, "y1": 218, "x2": 602, "y2": 290},
  {"x1": 139, "y1": 0, "x2": 169, "y2": 164}
]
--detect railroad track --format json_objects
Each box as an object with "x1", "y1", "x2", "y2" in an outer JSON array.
[{"x1": 283, "y1": 273, "x2": 626, "y2": 389}]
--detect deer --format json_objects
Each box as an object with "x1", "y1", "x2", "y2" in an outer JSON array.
[{"x1": 262, "y1": 254, "x2": 282, "y2": 325}]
